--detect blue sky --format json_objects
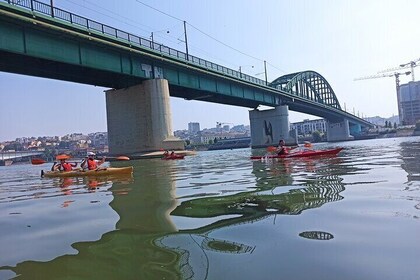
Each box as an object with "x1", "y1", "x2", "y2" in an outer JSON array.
[{"x1": 1, "y1": 0, "x2": 420, "y2": 141}]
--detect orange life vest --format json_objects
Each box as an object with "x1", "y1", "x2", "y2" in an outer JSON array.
[
  {"x1": 87, "y1": 158, "x2": 97, "y2": 170},
  {"x1": 61, "y1": 162, "x2": 72, "y2": 171}
]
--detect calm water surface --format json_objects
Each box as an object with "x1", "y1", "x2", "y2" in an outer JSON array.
[{"x1": 0, "y1": 137, "x2": 419, "y2": 280}]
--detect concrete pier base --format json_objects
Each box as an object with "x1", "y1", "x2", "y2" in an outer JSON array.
[
  {"x1": 249, "y1": 105, "x2": 297, "y2": 148},
  {"x1": 105, "y1": 79, "x2": 184, "y2": 154},
  {"x1": 326, "y1": 119, "x2": 354, "y2": 142}
]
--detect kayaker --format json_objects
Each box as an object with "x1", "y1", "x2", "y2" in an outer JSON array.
[
  {"x1": 303, "y1": 141, "x2": 313, "y2": 151},
  {"x1": 81, "y1": 152, "x2": 105, "y2": 170},
  {"x1": 52, "y1": 155, "x2": 77, "y2": 172},
  {"x1": 276, "y1": 139, "x2": 288, "y2": 155}
]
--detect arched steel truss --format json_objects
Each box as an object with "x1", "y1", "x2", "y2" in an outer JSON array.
[{"x1": 270, "y1": 71, "x2": 341, "y2": 110}]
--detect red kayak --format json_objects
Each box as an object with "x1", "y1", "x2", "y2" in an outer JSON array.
[
  {"x1": 250, "y1": 148, "x2": 343, "y2": 160},
  {"x1": 162, "y1": 154, "x2": 185, "y2": 160}
]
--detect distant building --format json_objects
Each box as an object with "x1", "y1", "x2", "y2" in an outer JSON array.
[
  {"x1": 89, "y1": 132, "x2": 108, "y2": 147},
  {"x1": 364, "y1": 115, "x2": 399, "y2": 126},
  {"x1": 174, "y1": 129, "x2": 188, "y2": 139},
  {"x1": 291, "y1": 119, "x2": 327, "y2": 135},
  {"x1": 230, "y1": 125, "x2": 246, "y2": 133},
  {"x1": 188, "y1": 122, "x2": 200, "y2": 134},
  {"x1": 399, "y1": 81, "x2": 420, "y2": 125}
]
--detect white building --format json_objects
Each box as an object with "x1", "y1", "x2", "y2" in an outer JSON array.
[{"x1": 291, "y1": 119, "x2": 327, "y2": 135}]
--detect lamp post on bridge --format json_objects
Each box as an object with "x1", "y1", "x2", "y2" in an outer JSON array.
[
  {"x1": 264, "y1": 60, "x2": 268, "y2": 84},
  {"x1": 50, "y1": 0, "x2": 54, "y2": 17},
  {"x1": 239, "y1": 65, "x2": 254, "y2": 78},
  {"x1": 150, "y1": 30, "x2": 170, "y2": 49},
  {"x1": 254, "y1": 61, "x2": 268, "y2": 84},
  {"x1": 183, "y1": 21, "x2": 189, "y2": 61}
]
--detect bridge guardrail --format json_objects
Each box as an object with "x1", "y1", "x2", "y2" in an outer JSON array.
[
  {"x1": 1, "y1": 0, "x2": 372, "y2": 127},
  {"x1": 2, "y1": 0, "x2": 267, "y2": 87}
]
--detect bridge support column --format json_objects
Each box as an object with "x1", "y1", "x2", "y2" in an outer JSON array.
[
  {"x1": 105, "y1": 79, "x2": 184, "y2": 155},
  {"x1": 326, "y1": 119, "x2": 354, "y2": 142},
  {"x1": 249, "y1": 105, "x2": 297, "y2": 148},
  {"x1": 349, "y1": 123, "x2": 362, "y2": 135}
]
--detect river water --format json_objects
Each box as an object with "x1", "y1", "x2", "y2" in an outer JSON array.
[{"x1": 0, "y1": 137, "x2": 419, "y2": 280}]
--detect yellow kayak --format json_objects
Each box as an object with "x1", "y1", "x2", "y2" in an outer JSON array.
[{"x1": 41, "y1": 167, "x2": 133, "y2": 178}]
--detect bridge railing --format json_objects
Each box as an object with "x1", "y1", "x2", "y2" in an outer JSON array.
[{"x1": 2, "y1": 0, "x2": 268, "y2": 87}]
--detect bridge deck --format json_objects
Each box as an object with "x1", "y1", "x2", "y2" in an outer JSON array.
[{"x1": 0, "y1": 0, "x2": 373, "y2": 128}]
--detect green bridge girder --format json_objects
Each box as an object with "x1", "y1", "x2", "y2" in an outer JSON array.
[
  {"x1": 270, "y1": 71, "x2": 342, "y2": 110},
  {"x1": 0, "y1": 0, "x2": 373, "y2": 127}
]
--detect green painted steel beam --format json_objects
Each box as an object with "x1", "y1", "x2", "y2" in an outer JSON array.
[
  {"x1": 0, "y1": 2, "x2": 373, "y2": 128},
  {"x1": 0, "y1": 14, "x2": 279, "y2": 109}
]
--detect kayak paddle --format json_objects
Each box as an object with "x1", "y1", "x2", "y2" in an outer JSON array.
[
  {"x1": 266, "y1": 146, "x2": 277, "y2": 152},
  {"x1": 106, "y1": 156, "x2": 130, "y2": 161}
]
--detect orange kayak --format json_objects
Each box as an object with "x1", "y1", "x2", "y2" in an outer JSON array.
[
  {"x1": 41, "y1": 166, "x2": 133, "y2": 177},
  {"x1": 162, "y1": 154, "x2": 185, "y2": 160}
]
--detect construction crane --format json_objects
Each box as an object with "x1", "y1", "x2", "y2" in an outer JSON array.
[
  {"x1": 354, "y1": 71, "x2": 411, "y2": 124},
  {"x1": 354, "y1": 71, "x2": 411, "y2": 88},
  {"x1": 377, "y1": 58, "x2": 420, "y2": 81}
]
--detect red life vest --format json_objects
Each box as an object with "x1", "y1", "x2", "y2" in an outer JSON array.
[
  {"x1": 61, "y1": 162, "x2": 72, "y2": 171},
  {"x1": 87, "y1": 158, "x2": 97, "y2": 170},
  {"x1": 277, "y1": 146, "x2": 288, "y2": 155}
]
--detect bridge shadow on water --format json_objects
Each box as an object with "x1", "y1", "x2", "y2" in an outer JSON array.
[{"x1": 2, "y1": 153, "x2": 367, "y2": 279}]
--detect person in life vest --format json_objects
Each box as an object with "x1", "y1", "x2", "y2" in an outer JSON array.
[
  {"x1": 276, "y1": 139, "x2": 289, "y2": 155},
  {"x1": 52, "y1": 154, "x2": 77, "y2": 172},
  {"x1": 81, "y1": 152, "x2": 106, "y2": 170},
  {"x1": 303, "y1": 141, "x2": 313, "y2": 150}
]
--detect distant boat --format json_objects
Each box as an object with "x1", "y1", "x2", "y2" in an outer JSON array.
[
  {"x1": 0, "y1": 160, "x2": 13, "y2": 166},
  {"x1": 208, "y1": 137, "x2": 251, "y2": 151}
]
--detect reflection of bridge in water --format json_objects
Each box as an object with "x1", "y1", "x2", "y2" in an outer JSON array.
[
  {"x1": 1, "y1": 155, "x2": 362, "y2": 279},
  {"x1": 171, "y1": 174, "x2": 345, "y2": 226},
  {"x1": 154, "y1": 157, "x2": 355, "y2": 279}
]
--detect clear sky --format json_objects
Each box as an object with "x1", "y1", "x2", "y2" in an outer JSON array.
[{"x1": 1, "y1": 0, "x2": 420, "y2": 141}]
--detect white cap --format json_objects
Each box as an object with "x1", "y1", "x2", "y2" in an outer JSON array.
[{"x1": 87, "y1": 152, "x2": 96, "y2": 156}]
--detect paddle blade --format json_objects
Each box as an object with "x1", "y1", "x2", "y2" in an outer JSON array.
[
  {"x1": 116, "y1": 156, "x2": 130, "y2": 161},
  {"x1": 266, "y1": 146, "x2": 277, "y2": 152},
  {"x1": 56, "y1": 154, "x2": 70, "y2": 160},
  {"x1": 31, "y1": 158, "x2": 46, "y2": 165}
]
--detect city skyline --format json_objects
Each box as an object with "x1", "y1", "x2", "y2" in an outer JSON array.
[
  {"x1": 0, "y1": 121, "x2": 249, "y2": 143},
  {"x1": 1, "y1": 0, "x2": 420, "y2": 141},
  {"x1": 1, "y1": 113, "x2": 401, "y2": 144}
]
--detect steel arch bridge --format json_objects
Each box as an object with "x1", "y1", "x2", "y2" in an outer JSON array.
[{"x1": 270, "y1": 71, "x2": 342, "y2": 110}]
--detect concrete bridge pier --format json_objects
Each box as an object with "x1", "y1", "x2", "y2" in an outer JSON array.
[
  {"x1": 349, "y1": 123, "x2": 362, "y2": 135},
  {"x1": 249, "y1": 105, "x2": 297, "y2": 148},
  {"x1": 105, "y1": 79, "x2": 184, "y2": 155},
  {"x1": 326, "y1": 119, "x2": 354, "y2": 142}
]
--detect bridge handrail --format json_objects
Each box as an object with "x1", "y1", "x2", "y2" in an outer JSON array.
[
  {"x1": 0, "y1": 0, "x2": 373, "y2": 127},
  {"x1": 1, "y1": 0, "x2": 267, "y2": 87}
]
